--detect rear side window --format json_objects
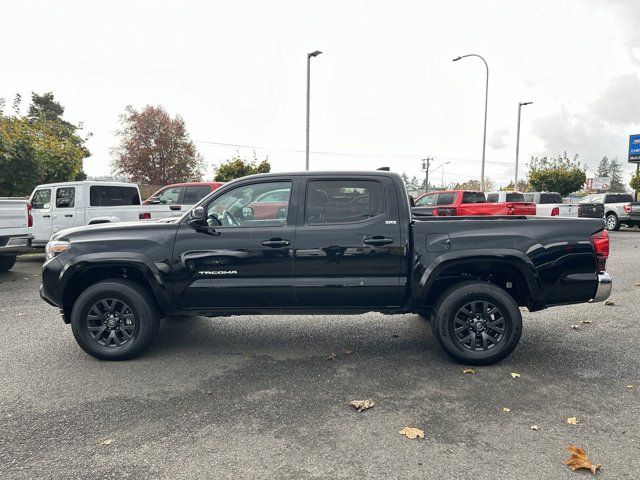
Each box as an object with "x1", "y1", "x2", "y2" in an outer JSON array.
[
  {"x1": 524, "y1": 193, "x2": 534, "y2": 202},
  {"x1": 436, "y1": 193, "x2": 456, "y2": 205},
  {"x1": 487, "y1": 194, "x2": 499, "y2": 203},
  {"x1": 462, "y1": 192, "x2": 486, "y2": 203},
  {"x1": 605, "y1": 194, "x2": 633, "y2": 203},
  {"x1": 505, "y1": 192, "x2": 525, "y2": 202},
  {"x1": 31, "y1": 189, "x2": 51, "y2": 209},
  {"x1": 539, "y1": 193, "x2": 562, "y2": 204},
  {"x1": 56, "y1": 187, "x2": 75, "y2": 208},
  {"x1": 305, "y1": 179, "x2": 385, "y2": 224},
  {"x1": 90, "y1": 186, "x2": 140, "y2": 206},
  {"x1": 183, "y1": 186, "x2": 212, "y2": 204}
]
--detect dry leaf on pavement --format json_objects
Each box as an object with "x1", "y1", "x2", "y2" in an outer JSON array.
[
  {"x1": 100, "y1": 438, "x2": 113, "y2": 445},
  {"x1": 634, "y1": 282, "x2": 640, "y2": 287},
  {"x1": 349, "y1": 399, "x2": 374, "y2": 412},
  {"x1": 570, "y1": 325, "x2": 580, "y2": 330},
  {"x1": 511, "y1": 372, "x2": 521, "y2": 378},
  {"x1": 604, "y1": 300, "x2": 615, "y2": 306},
  {"x1": 530, "y1": 425, "x2": 539, "y2": 431},
  {"x1": 567, "y1": 417, "x2": 578, "y2": 425},
  {"x1": 502, "y1": 407, "x2": 511, "y2": 413},
  {"x1": 581, "y1": 320, "x2": 592, "y2": 324},
  {"x1": 564, "y1": 445, "x2": 601, "y2": 475},
  {"x1": 625, "y1": 385, "x2": 634, "y2": 389},
  {"x1": 399, "y1": 427, "x2": 425, "y2": 440},
  {"x1": 462, "y1": 368, "x2": 477, "y2": 374},
  {"x1": 327, "y1": 352, "x2": 337, "y2": 361}
]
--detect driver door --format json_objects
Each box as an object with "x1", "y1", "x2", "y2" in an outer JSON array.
[{"x1": 172, "y1": 178, "x2": 298, "y2": 310}]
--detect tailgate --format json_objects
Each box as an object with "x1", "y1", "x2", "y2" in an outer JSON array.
[
  {"x1": 0, "y1": 199, "x2": 29, "y2": 235},
  {"x1": 508, "y1": 202, "x2": 536, "y2": 215},
  {"x1": 559, "y1": 204, "x2": 579, "y2": 217},
  {"x1": 631, "y1": 203, "x2": 640, "y2": 214},
  {"x1": 578, "y1": 203, "x2": 604, "y2": 218}
]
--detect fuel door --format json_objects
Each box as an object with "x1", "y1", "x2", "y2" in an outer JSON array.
[{"x1": 426, "y1": 233, "x2": 451, "y2": 253}]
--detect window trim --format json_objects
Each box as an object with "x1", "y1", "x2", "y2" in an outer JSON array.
[{"x1": 303, "y1": 178, "x2": 388, "y2": 227}]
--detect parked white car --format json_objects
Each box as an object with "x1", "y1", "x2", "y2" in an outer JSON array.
[
  {"x1": 523, "y1": 192, "x2": 578, "y2": 217},
  {"x1": 28, "y1": 181, "x2": 149, "y2": 247},
  {"x1": 0, "y1": 198, "x2": 32, "y2": 271}
]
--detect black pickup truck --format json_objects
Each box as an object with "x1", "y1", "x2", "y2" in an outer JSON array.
[{"x1": 40, "y1": 171, "x2": 612, "y2": 365}]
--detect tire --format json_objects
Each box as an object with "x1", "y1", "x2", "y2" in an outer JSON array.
[
  {"x1": 70, "y1": 280, "x2": 160, "y2": 360},
  {"x1": 0, "y1": 255, "x2": 17, "y2": 273},
  {"x1": 605, "y1": 213, "x2": 620, "y2": 231},
  {"x1": 431, "y1": 281, "x2": 522, "y2": 365}
]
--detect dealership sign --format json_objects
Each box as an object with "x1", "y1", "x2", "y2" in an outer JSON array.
[
  {"x1": 630, "y1": 134, "x2": 640, "y2": 163},
  {"x1": 586, "y1": 177, "x2": 610, "y2": 191}
]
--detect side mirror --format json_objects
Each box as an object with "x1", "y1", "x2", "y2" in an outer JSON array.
[
  {"x1": 187, "y1": 206, "x2": 206, "y2": 229},
  {"x1": 148, "y1": 197, "x2": 161, "y2": 205},
  {"x1": 242, "y1": 206, "x2": 255, "y2": 220}
]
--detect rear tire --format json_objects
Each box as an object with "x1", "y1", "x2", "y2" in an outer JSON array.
[
  {"x1": 71, "y1": 280, "x2": 160, "y2": 360},
  {"x1": 605, "y1": 213, "x2": 620, "y2": 231},
  {"x1": 0, "y1": 255, "x2": 17, "y2": 273},
  {"x1": 431, "y1": 281, "x2": 522, "y2": 365}
]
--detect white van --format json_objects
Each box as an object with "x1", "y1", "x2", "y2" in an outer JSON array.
[{"x1": 28, "y1": 181, "x2": 149, "y2": 247}]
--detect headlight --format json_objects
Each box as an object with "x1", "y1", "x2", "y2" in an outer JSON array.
[{"x1": 45, "y1": 240, "x2": 70, "y2": 260}]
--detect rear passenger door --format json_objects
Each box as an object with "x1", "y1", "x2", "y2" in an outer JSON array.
[{"x1": 292, "y1": 176, "x2": 404, "y2": 308}]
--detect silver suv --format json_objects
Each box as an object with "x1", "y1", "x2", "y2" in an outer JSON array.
[{"x1": 581, "y1": 193, "x2": 640, "y2": 231}]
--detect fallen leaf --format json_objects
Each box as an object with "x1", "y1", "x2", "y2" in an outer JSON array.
[
  {"x1": 502, "y1": 407, "x2": 511, "y2": 413},
  {"x1": 327, "y1": 352, "x2": 337, "y2": 361},
  {"x1": 349, "y1": 399, "x2": 374, "y2": 412},
  {"x1": 581, "y1": 320, "x2": 593, "y2": 324},
  {"x1": 634, "y1": 282, "x2": 640, "y2": 287},
  {"x1": 570, "y1": 324, "x2": 580, "y2": 330},
  {"x1": 462, "y1": 369, "x2": 477, "y2": 374},
  {"x1": 530, "y1": 425, "x2": 539, "y2": 431},
  {"x1": 604, "y1": 300, "x2": 615, "y2": 306},
  {"x1": 399, "y1": 427, "x2": 425, "y2": 440},
  {"x1": 511, "y1": 372, "x2": 521, "y2": 379},
  {"x1": 564, "y1": 445, "x2": 601, "y2": 475},
  {"x1": 100, "y1": 438, "x2": 113, "y2": 445},
  {"x1": 625, "y1": 385, "x2": 634, "y2": 389},
  {"x1": 344, "y1": 349, "x2": 353, "y2": 355},
  {"x1": 567, "y1": 417, "x2": 578, "y2": 425}
]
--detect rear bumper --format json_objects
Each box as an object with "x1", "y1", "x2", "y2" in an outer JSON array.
[
  {"x1": 0, "y1": 235, "x2": 33, "y2": 255},
  {"x1": 591, "y1": 272, "x2": 612, "y2": 303}
]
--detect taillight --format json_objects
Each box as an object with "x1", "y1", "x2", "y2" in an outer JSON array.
[
  {"x1": 551, "y1": 207, "x2": 560, "y2": 216},
  {"x1": 435, "y1": 207, "x2": 457, "y2": 216},
  {"x1": 27, "y1": 203, "x2": 33, "y2": 227},
  {"x1": 623, "y1": 204, "x2": 631, "y2": 213},
  {"x1": 508, "y1": 206, "x2": 515, "y2": 214},
  {"x1": 139, "y1": 212, "x2": 151, "y2": 220},
  {"x1": 590, "y1": 229, "x2": 609, "y2": 272}
]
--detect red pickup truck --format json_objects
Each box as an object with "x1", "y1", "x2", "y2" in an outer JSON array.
[{"x1": 412, "y1": 190, "x2": 536, "y2": 217}]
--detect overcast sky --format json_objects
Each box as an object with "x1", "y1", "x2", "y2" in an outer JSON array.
[{"x1": 2, "y1": 0, "x2": 640, "y2": 187}]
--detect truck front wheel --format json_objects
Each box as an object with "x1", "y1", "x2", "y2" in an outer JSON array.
[
  {"x1": 70, "y1": 280, "x2": 160, "y2": 360},
  {"x1": 431, "y1": 281, "x2": 522, "y2": 365}
]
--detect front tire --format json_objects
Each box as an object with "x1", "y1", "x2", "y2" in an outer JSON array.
[
  {"x1": 431, "y1": 281, "x2": 522, "y2": 365},
  {"x1": 71, "y1": 280, "x2": 160, "y2": 360},
  {"x1": 605, "y1": 213, "x2": 620, "y2": 231},
  {"x1": 0, "y1": 255, "x2": 17, "y2": 273}
]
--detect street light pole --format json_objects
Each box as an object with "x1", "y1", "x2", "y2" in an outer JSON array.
[
  {"x1": 453, "y1": 54, "x2": 489, "y2": 191},
  {"x1": 515, "y1": 101, "x2": 533, "y2": 186},
  {"x1": 306, "y1": 50, "x2": 322, "y2": 171}
]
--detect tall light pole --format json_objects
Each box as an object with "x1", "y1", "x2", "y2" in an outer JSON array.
[
  {"x1": 306, "y1": 50, "x2": 322, "y2": 170},
  {"x1": 515, "y1": 101, "x2": 533, "y2": 186},
  {"x1": 453, "y1": 54, "x2": 489, "y2": 190}
]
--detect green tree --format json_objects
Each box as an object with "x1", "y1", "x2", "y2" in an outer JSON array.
[
  {"x1": 630, "y1": 172, "x2": 640, "y2": 196},
  {"x1": 452, "y1": 177, "x2": 495, "y2": 192},
  {"x1": 527, "y1": 152, "x2": 586, "y2": 196},
  {"x1": 0, "y1": 92, "x2": 89, "y2": 196},
  {"x1": 214, "y1": 151, "x2": 270, "y2": 182},
  {"x1": 112, "y1": 105, "x2": 202, "y2": 184},
  {"x1": 595, "y1": 156, "x2": 625, "y2": 192}
]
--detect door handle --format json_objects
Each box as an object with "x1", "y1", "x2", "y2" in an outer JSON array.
[
  {"x1": 261, "y1": 238, "x2": 291, "y2": 248},
  {"x1": 170, "y1": 205, "x2": 182, "y2": 211},
  {"x1": 363, "y1": 237, "x2": 394, "y2": 246},
  {"x1": 43, "y1": 214, "x2": 50, "y2": 218},
  {"x1": 64, "y1": 214, "x2": 73, "y2": 218}
]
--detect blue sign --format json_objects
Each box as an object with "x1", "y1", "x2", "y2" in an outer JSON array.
[{"x1": 630, "y1": 134, "x2": 640, "y2": 163}]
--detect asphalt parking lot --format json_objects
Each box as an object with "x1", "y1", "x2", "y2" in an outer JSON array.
[{"x1": 1, "y1": 230, "x2": 639, "y2": 480}]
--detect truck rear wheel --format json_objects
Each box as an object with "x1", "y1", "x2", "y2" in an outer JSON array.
[
  {"x1": 431, "y1": 281, "x2": 522, "y2": 365},
  {"x1": 0, "y1": 255, "x2": 17, "y2": 273},
  {"x1": 70, "y1": 280, "x2": 160, "y2": 360},
  {"x1": 605, "y1": 213, "x2": 620, "y2": 231}
]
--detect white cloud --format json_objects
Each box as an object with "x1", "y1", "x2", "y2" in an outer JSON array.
[{"x1": 489, "y1": 127, "x2": 510, "y2": 150}]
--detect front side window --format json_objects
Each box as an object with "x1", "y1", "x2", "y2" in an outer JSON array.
[
  {"x1": 31, "y1": 189, "x2": 51, "y2": 209},
  {"x1": 305, "y1": 179, "x2": 385, "y2": 224},
  {"x1": 90, "y1": 186, "x2": 140, "y2": 206},
  {"x1": 183, "y1": 186, "x2": 212, "y2": 204},
  {"x1": 415, "y1": 193, "x2": 436, "y2": 206},
  {"x1": 205, "y1": 181, "x2": 291, "y2": 228},
  {"x1": 155, "y1": 186, "x2": 182, "y2": 205},
  {"x1": 56, "y1": 187, "x2": 75, "y2": 208}
]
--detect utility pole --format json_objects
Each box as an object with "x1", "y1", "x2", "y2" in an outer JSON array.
[
  {"x1": 305, "y1": 50, "x2": 322, "y2": 170},
  {"x1": 422, "y1": 157, "x2": 433, "y2": 193}
]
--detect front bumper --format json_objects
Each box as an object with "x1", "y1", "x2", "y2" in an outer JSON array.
[{"x1": 591, "y1": 272, "x2": 612, "y2": 303}]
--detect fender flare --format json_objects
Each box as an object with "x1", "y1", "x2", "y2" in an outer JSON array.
[
  {"x1": 56, "y1": 252, "x2": 174, "y2": 315},
  {"x1": 413, "y1": 249, "x2": 545, "y2": 311}
]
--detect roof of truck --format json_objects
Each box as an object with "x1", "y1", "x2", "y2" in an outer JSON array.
[{"x1": 33, "y1": 180, "x2": 138, "y2": 188}]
